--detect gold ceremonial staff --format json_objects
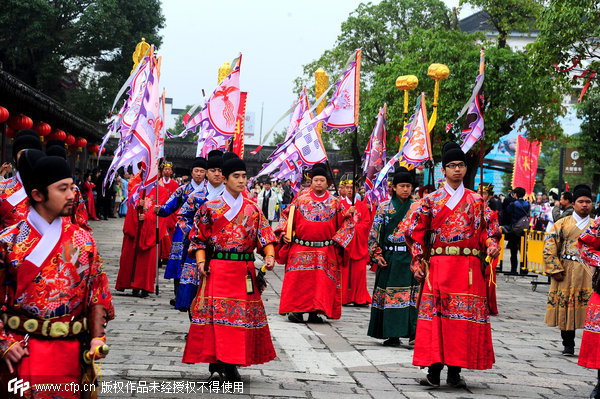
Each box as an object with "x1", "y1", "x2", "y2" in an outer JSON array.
[{"x1": 395, "y1": 75, "x2": 418, "y2": 149}]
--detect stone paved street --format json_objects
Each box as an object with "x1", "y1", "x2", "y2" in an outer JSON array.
[{"x1": 93, "y1": 218, "x2": 595, "y2": 398}]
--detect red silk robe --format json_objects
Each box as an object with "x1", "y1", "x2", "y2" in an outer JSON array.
[
  {"x1": 402, "y1": 185, "x2": 500, "y2": 370},
  {"x1": 275, "y1": 190, "x2": 354, "y2": 319},
  {"x1": 116, "y1": 184, "x2": 169, "y2": 293},
  {"x1": 0, "y1": 175, "x2": 30, "y2": 229},
  {"x1": 158, "y1": 177, "x2": 180, "y2": 261},
  {"x1": 183, "y1": 196, "x2": 277, "y2": 366},
  {"x1": 0, "y1": 213, "x2": 114, "y2": 398},
  {"x1": 340, "y1": 197, "x2": 373, "y2": 306},
  {"x1": 578, "y1": 218, "x2": 600, "y2": 369}
]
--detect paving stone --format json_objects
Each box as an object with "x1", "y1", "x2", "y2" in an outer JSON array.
[{"x1": 90, "y1": 218, "x2": 596, "y2": 398}]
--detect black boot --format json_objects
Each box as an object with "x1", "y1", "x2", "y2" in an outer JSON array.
[
  {"x1": 208, "y1": 363, "x2": 225, "y2": 383},
  {"x1": 382, "y1": 337, "x2": 401, "y2": 347},
  {"x1": 307, "y1": 312, "x2": 324, "y2": 324},
  {"x1": 287, "y1": 312, "x2": 304, "y2": 323},
  {"x1": 419, "y1": 363, "x2": 442, "y2": 387},
  {"x1": 223, "y1": 364, "x2": 242, "y2": 382},
  {"x1": 447, "y1": 366, "x2": 466, "y2": 388}
]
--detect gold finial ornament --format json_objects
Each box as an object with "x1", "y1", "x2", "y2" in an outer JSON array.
[
  {"x1": 427, "y1": 63, "x2": 450, "y2": 132},
  {"x1": 131, "y1": 38, "x2": 150, "y2": 74},
  {"x1": 218, "y1": 62, "x2": 231, "y2": 84},
  {"x1": 395, "y1": 75, "x2": 419, "y2": 91},
  {"x1": 315, "y1": 67, "x2": 329, "y2": 135},
  {"x1": 395, "y1": 75, "x2": 419, "y2": 147}
]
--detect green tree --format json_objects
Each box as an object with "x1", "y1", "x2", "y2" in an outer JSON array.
[
  {"x1": 531, "y1": 0, "x2": 600, "y2": 84},
  {"x1": 295, "y1": 0, "x2": 564, "y2": 188},
  {"x1": 167, "y1": 105, "x2": 200, "y2": 143},
  {"x1": 0, "y1": 0, "x2": 165, "y2": 122}
]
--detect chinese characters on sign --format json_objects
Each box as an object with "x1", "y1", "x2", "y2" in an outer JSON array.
[{"x1": 563, "y1": 148, "x2": 584, "y2": 175}]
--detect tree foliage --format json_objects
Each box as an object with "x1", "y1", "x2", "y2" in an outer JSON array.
[
  {"x1": 531, "y1": 0, "x2": 600, "y2": 83},
  {"x1": 0, "y1": 0, "x2": 165, "y2": 122},
  {"x1": 294, "y1": 0, "x2": 565, "y2": 187}
]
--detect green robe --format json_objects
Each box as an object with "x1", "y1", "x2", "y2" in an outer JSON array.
[{"x1": 367, "y1": 196, "x2": 418, "y2": 339}]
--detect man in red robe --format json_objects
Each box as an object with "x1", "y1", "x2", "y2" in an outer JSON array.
[
  {"x1": 578, "y1": 218, "x2": 600, "y2": 399},
  {"x1": 404, "y1": 142, "x2": 501, "y2": 389},
  {"x1": 276, "y1": 163, "x2": 355, "y2": 323},
  {"x1": 183, "y1": 154, "x2": 277, "y2": 382},
  {"x1": 340, "y1": 176, "x2": 373, "y2": 306},
  {"x1": 158, "y1": 161, "x2": 179, "y2": 263},
  {"x1": 0, "y1": 130, "x2": 42, "y2": 229},
  {"x1": 0, "y1": 153, "x2": 114, "y2": 398},
  {"x1": 116, "y1": 172, "x2": 168, "y2": 297}
]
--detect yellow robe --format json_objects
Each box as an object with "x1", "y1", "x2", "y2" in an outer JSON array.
[{"x1": 543, "y1": 215, "x2": 593, "y2": 330}]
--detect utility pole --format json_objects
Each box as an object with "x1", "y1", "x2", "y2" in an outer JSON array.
[
  {"x1": 259, "y1": 102, "x2": 264, "y2": 144},
  {"x1": 558, "y1": 147, "x2": 565, "y2": 196}
]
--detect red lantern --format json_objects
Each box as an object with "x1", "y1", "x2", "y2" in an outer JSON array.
[
  {"x1": 65, "y1": 134, "x2": 75, "y2": 146},
  {"x1": 0, "y1": 106, "x2": 9, "y2": 124},
  {"x1": 7, "y1": 114, "x2": 33, "y2": 131},
  {"x1": 87, "y1": 144, "x2": 100, "y2": 155},
  {"x1": 6, "y1": 127, "x2": 16, "y2": 139},
  {"x1": 49, "y1": 129, "x2": 67, "y2": 142},
  {"x1": 33, "y1": 121, "x2": 51, "y2": 141},
  {"x1": 332, "y1": 168, "x2": 340, "y2": 174},
  {"x1": 101, "y1": 147, "x2": 106, "y2": 155},
  {"x1": 74, "y1": 137, "x2": 87, "y2": 152}
]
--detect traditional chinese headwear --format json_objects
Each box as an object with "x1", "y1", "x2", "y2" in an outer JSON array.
[
  {"x1": 23, "y1": 155, "x2": 72, "y2": 196},
  {"x1": 46, "y1": 143, "x2": 67, "y2": 159},
  {"x1": 159, "y1": 160, "x2": 173, "y2": 170},
  {"x1": 17, "y1": 149, "x2": 46, "y2": 192},
  {"x1": 441, "y1": 141, "x2": 465, "y2": 166},
  {"x1": 310, "y1": 163, "x2": 328, "y2": 179},
  {"x1": 222, "y1": 154, "x2": 246, "y2": 178},
  {"x1": 207, "y1": 150, "x2": 224, "y2": 170},
  {"x1": 12, "y1": 129, "x2": 42, "y2": 164},
  {"x1": 573, "y1": 184, "x2": 592, "y2": 202},
  {"x1": 392, "y1": 167, "x2": 414, "y2": 186},
  {"x1": 478, "y1": 182, "x2": 494, "y2": 194},
  {"x1": 191, "y1": 157, "x2": 207, "y2": 171}
]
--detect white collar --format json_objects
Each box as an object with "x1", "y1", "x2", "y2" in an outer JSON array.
[
  {"x1": 25, "y1": 208, "x2": 63, "y2": 268},
  {"x1": 313, "y1": 191, "x2": 327, "y2": 198},
  {"x1": 7, "y1": 172, "x2": 27, "y2": 206},
  {"x1": 191, "y1": 179, "x2": 203, "y2": 192},
  {"x1": 223, "y1": 189, "x2": 243, "y2": 221},
  {"x1": 206, "y1": 182, "x2": 225, "y2": 201},
  {"x1": 573, "y1": 212, "x2": 590, "y2": 230},
  {"x1": 443, "y1": 182, "x2": 465, "y2": 211},
  {"x1": 162, "y1": 177, "x2": 171, "y2": 184}
]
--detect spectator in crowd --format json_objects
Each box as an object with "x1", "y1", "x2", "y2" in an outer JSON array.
[
  {"x1": 257, "y1": 180, "x2": 280, "y2": 224},
  {"x1": 504, "y1": 187, "x2": 530, "y2": 275},
  {"x1": 282, "y1": 180, "x2": 293, "y2": 210},
  {"x1": 553, "y1": 191, "x2": 574, "y2": 223}
]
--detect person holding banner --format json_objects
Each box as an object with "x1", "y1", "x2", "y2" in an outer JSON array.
[
  {"x1": 175, "y1": 151, "x2": 225, "y2": 311},
  {"x1": 116, "y1": 171, "x2": 169, "y2": 297},
  {"x1": 158, "y1": 161, "x2": 180, "y2": 264},
  {"x1": 404, "y1": 142, "x2": 500, "y2": 388},
  {"x1": 578, "y1": 216, "x2": 600, "y2": 399},
  {"x1": 182, "y1": 155, "x2": 277, "y2": 382},
  {"x1": 368, "y1": 167, "x2": 418, "y2": 347},
  {"x1": 276, "y1": 163, "x2": 355, "y2": 323},
  {"x1": 0, "y1": 130, "x2": 42, "y2": 229},
  {"x1": 155, "y1": 157, "x2": 207, "y2": 307},
  {"x1": 0, "y1": 153, "x2": 114, "y2": 398},
  {"x1": 340, "y1": 176, "x2": 373, "y2": 307},
  {"x1": 544, "y1": 184, "x2": 593, "y2": 356}
]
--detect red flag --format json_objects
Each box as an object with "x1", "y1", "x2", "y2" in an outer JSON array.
[
  {"x1": 232, "y1": 92, "x2": 247, "y2": 158},
  {"x1": 511, "y1": 135, "x2": 541, "y2": 197}
]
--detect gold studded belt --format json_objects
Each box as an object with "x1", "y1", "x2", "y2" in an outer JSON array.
[
  {"x1": 430, "y1": 246, "x2": 481, "y2": 257},
  {"x1": 1, "y1": 312, "x2": 88, "y2": 338}
]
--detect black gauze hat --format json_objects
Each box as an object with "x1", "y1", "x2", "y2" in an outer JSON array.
[
  {"x1": 310, "y1": 163, "x2": 328, "y2": 179},
  {"x1": 441, "y1": 142, "x2": 466, "y2": 166},
  {"x1": 392, "y1": 167, "x2": 414, "y2": 186},
  {"x1": 573, "y1": 184, "x2": 592, "y2": 202},
  {"x1": 18, "y1": 149, "x2": 46, "y2": 195},
  {"x1": 207, "y1": 149, "x2": 224, "y2": 170},
  {"x1": 222, "y1": 157, "x2": 246, "y2": 178},
  {"x1": 12, "y1": 129, "x2": 42, "y2": 163},
  {"x1": 191, "y1": 157, "x2": 207, "y2": 171},
  {"x1": 29, "y1": 156, "x2": 72, "y2": 195},
  {"x1": 46, "y1": 144, "x2": 67, "y2": 159}
]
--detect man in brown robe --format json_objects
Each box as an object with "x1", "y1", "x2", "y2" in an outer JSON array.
[{"x1": 544, "y1": 184, "x2": 594, "y2": 356}]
